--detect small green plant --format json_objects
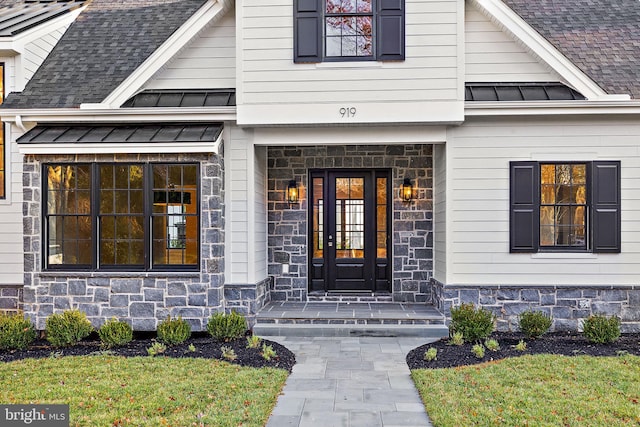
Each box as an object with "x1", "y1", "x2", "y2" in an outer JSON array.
[
  {"x1": 45, "y1": 309, "x2": 93, "y2": 347},
  {"x1": 449, "y1": 303, "x2": 495, "y2": 342},
  {"x1": 0, "y1": 313, "x2": 37, "y2": 350},
  {"x1": 424, "y1": 347, "x2": 438, "y2": 362},
  {"x1": 616, "y1": 350, "x2": 629, "y2": 357},
  {"x1": 583, "y1": 315, "x2": 621, "y2": 344},
  {"x1": 188, "y1": 343, "x2": 197, "y2": 352},
  {"x1": 515, "y1": 340, "x2": 527, "y2": 352},
  {"x1": 519, "y1": 310, "x2": 553, "y2": 339},
  {"x1": 261, "y1": 344, "x2": 277, "y2": 361},
  {"x1": 157, "y1": 316, "x2": 191, "y2": 345},
  {"x1": 471, "y1": 343, "x2": 485, "y2": 359},
  {"x1": 147, "y1": 341, "x2": 167, "y2": 357},
  {"x1": 97, "y1": 318, "x2": 133, "y2": 348},
  {"x1": 221, "y1": 346, "x2": 237, "y2": 361},
  {"x1": 246, "y1": 335, "x2": 262, "y2": 349},
  {"x1": 484, "y1": 338, "x2": 500, "y2": 352},
  {"x1": 448, "y1": 331, "x2": 464, "y2": 346},
  {"x1": 207, "y1": 311, "x2": 248, "y2": 341}
]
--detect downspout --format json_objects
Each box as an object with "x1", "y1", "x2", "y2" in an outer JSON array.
[{"x1": 15, "y1": 115, "x2": 27, "y2": 132}]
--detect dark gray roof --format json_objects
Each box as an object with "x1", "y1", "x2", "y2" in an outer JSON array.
[
  {"x1": 0, "y1": 1, "x2": 85, "y2": 37},
  {"x1": 2, "y1": 0, "x2": 207, "y2": 109},
  {"x1": 465, "y1": 83, "x2": 585, "y2": 102},
  {"x1": 121, "y1": 89, "x2": 236, "y2": 108},
  {"x1": 17, "y1": 123, "x2": 223, "y2": 143},
  {"x1": 503, "y1": 0, "x2": 640, "y2": 99}
]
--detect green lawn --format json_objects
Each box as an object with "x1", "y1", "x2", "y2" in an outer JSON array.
[
  {"x1": 412, "y1": 354, "x2": 640, "y2": 427},
  {"x1": 1, "y1": 355, "x2": 288, "y2": 426}
]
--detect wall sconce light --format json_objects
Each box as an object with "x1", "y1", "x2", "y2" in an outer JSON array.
[
  {"x1": 287, "y1": 180, "x2": 299, "y2": 204},
  {"x1": 400, "y1": 178, "x2": 414, "y2": 202}
]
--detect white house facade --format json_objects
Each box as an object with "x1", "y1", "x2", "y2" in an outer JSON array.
[{"x1": 0, "y1": 0, "x2": 639, "y2": 332}]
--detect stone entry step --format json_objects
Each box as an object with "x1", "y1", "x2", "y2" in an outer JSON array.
[{"x1": 253, "y1": 302, "x2": 449, "y2": 338}]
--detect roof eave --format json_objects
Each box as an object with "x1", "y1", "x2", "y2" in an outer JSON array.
[{"x1": 465, "y1": 100, "x2": 640, "y2": 116}]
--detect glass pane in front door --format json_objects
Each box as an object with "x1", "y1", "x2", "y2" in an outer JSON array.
[{"x1": 335, "y1": 177, "x2": 364, "y2": 259}]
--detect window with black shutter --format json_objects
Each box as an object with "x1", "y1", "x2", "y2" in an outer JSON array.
[
  {"x1": 510, "y1": 161, "x2": 621, "y2": 253},
  {"x1": 294, "y1": 0, "x2": 405, "y2": 63}
]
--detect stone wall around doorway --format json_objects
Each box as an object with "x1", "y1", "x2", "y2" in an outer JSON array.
[{"x1": 267, "y1": 144, "x2": 434, "y2": 303}]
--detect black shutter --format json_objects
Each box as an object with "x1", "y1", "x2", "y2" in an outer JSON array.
[
  {"x1": 294, "y1": 0, "x2": 322, "y2": 63},
  {"x1": 377, "y1": 0, "x2": 405, "y2": 61},
  {"x1": 510, "y1": 161, "x2": 539, "y2": 252},
  {"x1": 592, "y1": 161, "x2": 621, "y2": 253}
]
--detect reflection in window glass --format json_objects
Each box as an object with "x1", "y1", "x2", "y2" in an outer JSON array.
[
  {"x1": 325, "y1": 0, "x2": 373, "y2": 57},
  {"x1": 152, "y1": 164, "x2": 198, "y2": 266},
  {"x1": 540, "y1": 163, "x2": 587, "y2": 248},
  {"x1": 313, "y1": 178, "x2": 324, "y2": 258},
  {"x1": 46, "y1": 165, "x2": 92, "y2": 266}
]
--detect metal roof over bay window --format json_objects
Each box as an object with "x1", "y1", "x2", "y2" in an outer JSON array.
[{"x1": 16, "y1": 123, "x2": 224, "y2": 155}]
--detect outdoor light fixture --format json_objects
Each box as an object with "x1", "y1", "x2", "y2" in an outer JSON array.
[
  {"x1": 287, "y1": 180, "x2": 299, "y2": 204},
  {"x1": 401, "y1": 178, "x2": 414, "y2": 202}
]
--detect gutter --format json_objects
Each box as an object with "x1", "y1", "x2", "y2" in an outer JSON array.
[{"x1": 465, "y1": 100, "x2": 640, "y2": 116}]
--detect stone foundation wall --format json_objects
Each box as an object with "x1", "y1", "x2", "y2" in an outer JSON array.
[
  {"x1": 224, "y1": 277, "x2": 272, "y2": 326},
  {"x1": 433, "y1": 279, "x2": 640, "y2": 333},
  {"x1": 0, "y1": 286, "x2": 23, "y2": 314},
  {"x1": 268, "y1": 145, "x2": 434, "y2": 302},
  {"x1": 22, "y1": 152, "x2": 225, "y2": 331}
]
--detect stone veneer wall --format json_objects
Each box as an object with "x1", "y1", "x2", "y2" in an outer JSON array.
[
  {"x1": 0, "y1": 286, "x2": 23, "y2": 313},
  {"x1": 22, "y1": 153, "x2": 225, "y2": 331},
  {"x1": 224, "y1": 277, "x2": 271, "y2": 323},
  {"x1": 267, "y1": 145, "x2": 434, "y2": 302},
  {"x1": 432, "y1": 279, "x2": 640, "y2": 333}
]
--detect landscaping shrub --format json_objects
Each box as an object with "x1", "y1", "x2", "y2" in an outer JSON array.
[
  {"x1": 471, "y1": 343, "x2": 485, "y2": 359},
  {"x1": 45, "y1": 310, "x2": 93, "y2": 347},
  {"x1": 583, "y1": 315, "x2": 621, "y2": 344},
  {"x1": 0, "y1": 313, "x2": 36, "y2": 350},
  {"x1": 519, "y1": 310, "x2": 553, "y2": 339},
  {"x1": 157, "y1": 316, "x2": 191, "y2": 345},
  {"x1": 449, "y1": 303, "x2": 495, "y2": 342},
  {"x1": 424, "y1": 347, "x2": 438, "y2": 361},
  {"x1": 207, "y1": 311, "x2": 247, "y2": 341},
  {"x1": 98, "y1": 318, "x2": 133, "y2": 348}
]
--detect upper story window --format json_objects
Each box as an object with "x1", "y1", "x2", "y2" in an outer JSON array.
[
  {"x1": 294, "y1": 0, "x2": 405, "y2": 63},
  {"x1": 44, "y1": 163, "x2": 200, "y2": 271},
  {"x1": 510, "y1": 161, "x2": 620, "y2": 254}
]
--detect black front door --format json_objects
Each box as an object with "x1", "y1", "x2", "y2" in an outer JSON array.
[{"x1": 309, "y1": 169, "x2": 391, "y2": 293}]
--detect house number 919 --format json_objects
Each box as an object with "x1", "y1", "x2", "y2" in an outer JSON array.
[{"x1": 339, "y1": 107, "x2": 356, "y2": 118}]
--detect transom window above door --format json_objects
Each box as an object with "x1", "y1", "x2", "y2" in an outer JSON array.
[{"x1": 294, "y1": 0, "x2": 405, "y2": 62}]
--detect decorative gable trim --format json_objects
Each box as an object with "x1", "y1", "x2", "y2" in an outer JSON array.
[
  {"x1": 470, "y1": 0, "x2": 630, "y2": 101},
  {"x1": 80, "y1": 0, "x2": 234, "y2": 110}
]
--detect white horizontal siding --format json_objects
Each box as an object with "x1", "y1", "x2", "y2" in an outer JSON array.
[
  {"x1": 465, "y1": 1, "x2": 559, "y2": 82},
  {"x1": 23, "y1": 27, "x2": 68, "y2": 82},
  {"x1": 225, "y1": 125, "x2": 270, "y2": 285},
  {"x1": 145, "y1": 9, "x2": 236, "y2": 90},
  {"x1": 446, "y1": 116, "x2": 640, "y2": 286},
  {"x1": 238, "y1": 0, "x2": 463, "y2": 124},
  {"x1": 433, "y1": 144, "x2": 447, "y2": 283},
  {"x1": 0, "y1": 126, "x2": 25, "y2": 285},
  {"x1": 253, "y1": 146, "x2": 267, "y2": 280}
]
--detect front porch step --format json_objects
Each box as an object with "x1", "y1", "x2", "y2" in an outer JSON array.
[{"x1": 252, "y1": 301, "x2": 449, "y2": 338}]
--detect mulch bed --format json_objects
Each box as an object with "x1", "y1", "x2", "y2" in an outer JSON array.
[
  {"x1": 407, "y1": 332, "x2": 640, "y2": 370},
  {"x1": 0, "y1": 333, "x2": 296, "y2": 372}
]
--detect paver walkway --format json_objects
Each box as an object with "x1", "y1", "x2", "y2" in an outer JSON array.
[{"x1": 266, "y1": 336, "x2": 436, "y2": 427}]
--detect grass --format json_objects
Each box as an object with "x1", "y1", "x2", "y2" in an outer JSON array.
[
  {"x1": 412, "y1": 354, "x2": 640, "y2": 427},
  {"x1": 0, "y1": 355, "x2": 288, "y2": 426}
]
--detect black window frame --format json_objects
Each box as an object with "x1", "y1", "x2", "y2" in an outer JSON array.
[
  {"x1": 293, "y1": 0, "x2": 405, "y2": 63},
  {"x1": 510, "y1": 160, "x2": 621, "y2": 254},
  {"x1": 43, "y1": 162, "x2": 201, "y2": 272}
]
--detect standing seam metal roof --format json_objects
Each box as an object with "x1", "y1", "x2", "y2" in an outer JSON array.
[
  {"x1": 0, "y1": 0, "x2": 86, "y2": 37},
  {"x1": 2, "y1": 0, "x2": 207, "y2": 109}
]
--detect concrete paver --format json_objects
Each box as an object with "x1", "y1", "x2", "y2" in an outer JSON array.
[{"x1": 266, "y1": 336, "x2": 435, "y2": 427}]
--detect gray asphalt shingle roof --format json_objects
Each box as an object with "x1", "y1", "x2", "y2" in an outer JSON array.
[
  {"x1": 2, "y1": 0, "x2": 207, "y2": 109},
  {"x1": 503, "y1": 0, "x2": 640, "y2": 99}
]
